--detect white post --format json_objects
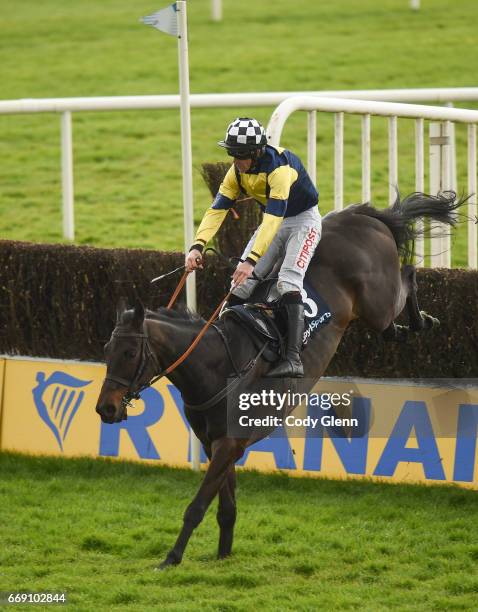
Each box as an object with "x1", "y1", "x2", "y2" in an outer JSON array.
[
  {"x1": 414, "y1": 118, "x2": 425, "y2": 266},
  {"x1": 211, "y1": 0, "x2": 222, "y2": 21},
  {"x1": 61, "y1": 111, "x2": 74, "y2": 241},
  {"x1": 410, "y1": 0, "x2": 420, "y2": 9},
  {"x1": 429, "y1": 122, "x2": 445, "y2": 267},
  {"x1": 361, "y1": 114, "x2": 371, "y2": 202},
  {"x1": 388, "y1": 116, "x2": 398, "y2": 206},
  {"x1": 441, "y1": 121, "x2": 452, "y2": 266},
  {"x1": 177, "y1": 0, "x2": 201, "y2": 471},
  {"x1": 446, "y1": 103, "x2": 457, "y2": 194},
  {"x1": 468, "y1": 124, "x2": 477, "y2": 268},
  {"x1": 334, "y1": 112, "x2": 344, "y2": 211},
  {"x1": 307, "y1": 110, "x2": 317, "y2": 185}
]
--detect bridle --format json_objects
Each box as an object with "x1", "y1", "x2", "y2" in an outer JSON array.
[{"x1": 104, "y1": 325, "x2": 163, "y2": 406}]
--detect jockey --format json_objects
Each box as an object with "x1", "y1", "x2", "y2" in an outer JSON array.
[{"x1": 186, "y1": 117, "x2": 321, "y2": 378}]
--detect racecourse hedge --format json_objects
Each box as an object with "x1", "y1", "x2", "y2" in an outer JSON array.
[{"x1": 0, "y1": 239, "x2": 476, "y2": 377}]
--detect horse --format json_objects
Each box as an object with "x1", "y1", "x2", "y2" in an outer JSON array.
[{"x1": 96, "y1": 191, "x2": 464, "y2": 568}]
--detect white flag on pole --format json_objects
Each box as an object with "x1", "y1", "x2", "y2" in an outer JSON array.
[{"x1": 141, "y1": 3, "x2": 178, "y2": 37}]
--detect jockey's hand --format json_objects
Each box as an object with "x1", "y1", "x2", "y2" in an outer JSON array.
[
  {"x1": 232, "y1": 260, "x2": 254, "y2": 287},
  {"x1": 185, "y1": 249, "x2": 203, "y2": 272}
]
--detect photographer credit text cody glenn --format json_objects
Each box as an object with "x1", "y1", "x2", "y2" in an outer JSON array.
[{"x1": 236, "y1": 389, "x2": 358, "y2": 429}]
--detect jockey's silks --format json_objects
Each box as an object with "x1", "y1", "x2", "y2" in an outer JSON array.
[{"x1": 194, "y1": 145, "x2": 319, "y2": 262}]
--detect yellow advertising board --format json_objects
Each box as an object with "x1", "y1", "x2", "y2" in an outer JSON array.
[
  {"x1": 0, "y1": 358, "x2": 192, "y2": 467},
  {"x1": 0, "y1": 357, "x2": 477, "y2": 489},
  {"x1": 0, "y1": 358, "x2": 5, "y2": 443}
]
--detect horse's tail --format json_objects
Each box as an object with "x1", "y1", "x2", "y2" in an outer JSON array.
[{"x1": 353, "y1": 191, "x2": 469, "y2": 263}]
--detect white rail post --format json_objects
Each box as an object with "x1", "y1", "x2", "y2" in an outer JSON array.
[
  {"x1": 446, "y1": 103, "x2": 457, "y2": 194},
  {"x1": 211, "y1": 0, "x2": 222, "y2": 21},
  {"x1": 468, "y1": 124, "x2": 478, "y2": 268},
  {"x1": 307, "y1": 110, "x2": 317, "y2": 185},
  {"x1": 429, "y1": 122, "x2": 450, "y2": 267},
  {"x1": 429, "y1": 122, "x2": 441, "y2": 267},
  {"x1": 415, "y1": 118, "x2": 425, "y2": 266},
  {"x1": 61, "y1": 111, "x2": 75, "y2": 241},
  {"x1": 388, "y1": 116, "x2": 398, "y2": 206},
  {"x1": 334, "y1": 112, "x2": 344, "y2": 210},
  {"x1": 441, "y1": 122, "x2": 452, "y2": 267},
  {"x1": 361, "y1": 114, "x2": 371, "y2": 203}
]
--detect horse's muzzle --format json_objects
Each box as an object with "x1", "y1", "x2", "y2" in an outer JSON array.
[{"x1": 96, "y1": 403, "x2": 127, "y2": 424}]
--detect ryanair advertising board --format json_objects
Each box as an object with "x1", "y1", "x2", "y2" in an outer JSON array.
[{"x1": 0, "y1": 357, "x2": 477, "y2": 489}]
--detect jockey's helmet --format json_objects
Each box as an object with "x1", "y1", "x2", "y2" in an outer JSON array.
[{"x1": 218, "y1": 117, "x2": 267, "y2": 159}]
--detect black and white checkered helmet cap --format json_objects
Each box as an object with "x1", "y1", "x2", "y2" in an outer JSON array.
[{"x1": 218, "y1": 117, "x2": 267, "y2": 149}]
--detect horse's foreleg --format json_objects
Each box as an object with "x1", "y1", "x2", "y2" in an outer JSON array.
[
  {"x1": 217, "y1": 465, "x2": 236, "y2": 559},
  {"x1": 159, "y1": 438, "x2": 244, "y2": 569}
]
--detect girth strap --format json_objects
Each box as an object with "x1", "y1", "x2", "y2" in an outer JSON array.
[
  {"x1": 184, "y1": 340, "x2": 269, "y2": 412},
  {"x1": 211, "y1": 323, "x2": 241, "y2": 378}
]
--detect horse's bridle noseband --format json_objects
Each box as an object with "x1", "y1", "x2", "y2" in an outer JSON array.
[{"x1": 104, "y1": 327, "x2": 162, "y2": 404}]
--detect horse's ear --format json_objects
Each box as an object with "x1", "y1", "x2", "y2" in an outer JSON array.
[
  {"x1": 116, "y1": 297, "x2": 127, "y2": 325},
  {"x1": 133, "y1": 300, "x2": 145, "y2": 324}
]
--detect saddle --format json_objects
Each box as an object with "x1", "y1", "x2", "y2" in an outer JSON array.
[{"x1": 220, "y1": 279, "x2": 286, "y2": 363}]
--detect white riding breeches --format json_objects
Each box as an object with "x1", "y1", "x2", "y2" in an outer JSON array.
[{"x1": 232, "y1": 206, "x2": 322, "y2": 299}]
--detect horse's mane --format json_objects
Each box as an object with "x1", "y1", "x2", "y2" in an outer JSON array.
[
  {"x1": 119, "y1": 306, "x2": 206, "y2": 329},
  {"x1": 146, "y1": 306, "x2": 206, "y2": 326}
]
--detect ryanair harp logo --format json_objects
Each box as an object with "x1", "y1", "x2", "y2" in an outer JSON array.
[{"x1": 32, "y1": 371, "x2": 92, "y2": 451}]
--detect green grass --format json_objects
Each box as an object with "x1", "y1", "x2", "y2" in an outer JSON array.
[
  {"x1": 1, "y1": 0, "x2": 477, "y2": 264},
  {"x1": 0, "y1": 452, "x2": 477, "y2": 611}
]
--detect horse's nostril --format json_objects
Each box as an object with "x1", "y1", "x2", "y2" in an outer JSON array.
[{"x1": 97, "y1": 404, "x2": 116, "y2": 419}]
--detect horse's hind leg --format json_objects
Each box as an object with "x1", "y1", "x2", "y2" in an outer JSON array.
[
  {"x1": 381, "y1": 264, "x2": 438, "y2": 341},
  {"x1": 382, "y1": 321, "x2": 409, "y2": 342},
  {"x1": 217, "y1": 465, "x2": 236, "y2": 559},
  {"x1": 403, "y1": 264, "x2": 440, "y2": 331}
]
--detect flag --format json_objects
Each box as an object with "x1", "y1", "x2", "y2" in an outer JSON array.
[{"x1": 141, "y1": 3, "x2": 178, "y2": 37}]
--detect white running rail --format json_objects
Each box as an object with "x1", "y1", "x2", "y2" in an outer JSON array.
[
  {"x1": 1, "y1": 88, "x2": 478, "y2": 264},
  {"x1": 267, "y1": 96, "x2": 478, "y2": 269}
]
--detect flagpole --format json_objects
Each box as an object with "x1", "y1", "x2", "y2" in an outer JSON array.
[{"x1": 176, "y1": 0, "x2": 201, "y2": 472}]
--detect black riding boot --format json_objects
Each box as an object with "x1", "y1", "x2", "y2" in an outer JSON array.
[{"x1": 267, "y1": 302, "x2": 305, "y2": 378}]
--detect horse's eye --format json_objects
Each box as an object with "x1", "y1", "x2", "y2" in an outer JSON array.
[{"x1": 124, "y1": 350, "x2": 137, "y2": 360}]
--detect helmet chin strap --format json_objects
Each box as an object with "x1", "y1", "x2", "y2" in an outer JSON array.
[{"x1": 250, "y1": 146, "x2": 265, "y2": 164}]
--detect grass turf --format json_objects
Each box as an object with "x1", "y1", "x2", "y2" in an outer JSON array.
[
  {"x1": 0, "y1": 452, "x2": 477, "y2": 611},
  {"x1": 1, "y1": 0, "x2": 477, "y2": 265}
]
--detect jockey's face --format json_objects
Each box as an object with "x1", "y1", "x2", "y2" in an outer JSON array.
[{"x1": 233, "y1": 157, "x2": 253, "y2": 173}]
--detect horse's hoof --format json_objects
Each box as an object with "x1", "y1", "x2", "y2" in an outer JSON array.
[
  {"x1": 420, "y1": 311, "x2": 440, "y2": 330},
  {"x1": 395, "y1": 325, "x2": 409, "y2": 342},
  {"x1": 217, "y1": 552, "x2": 232, "y2": 560},
  {"x1": 156, "y1": 555, "x2": 181, "y2": 570}
]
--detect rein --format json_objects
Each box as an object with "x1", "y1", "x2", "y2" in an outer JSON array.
[{"x1": 105, "y1": 256, "x2": 261, "y2": 409}]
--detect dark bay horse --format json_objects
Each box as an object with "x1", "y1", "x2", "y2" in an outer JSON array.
[{"x1": 96, "y1": 191, "x2": 464, "y2": 568}]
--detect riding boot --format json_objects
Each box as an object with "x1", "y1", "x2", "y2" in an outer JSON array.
[{"x1": 266, "y1": 302, "x2": 305, "y2": 378}]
